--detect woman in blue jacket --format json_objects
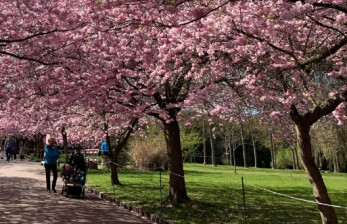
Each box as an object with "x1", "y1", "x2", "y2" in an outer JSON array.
[{"x1": 44, "y1": 137, "x2": 60, "y2": 193}]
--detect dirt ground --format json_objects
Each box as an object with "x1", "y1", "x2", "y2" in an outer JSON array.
[{"x1": 0, "y1": 158, "x2": 151, "y2": 224}]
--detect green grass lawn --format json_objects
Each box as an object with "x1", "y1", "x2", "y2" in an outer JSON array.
[{"x1": 86, "y1": 163, "x2": 347, "y2": 224}]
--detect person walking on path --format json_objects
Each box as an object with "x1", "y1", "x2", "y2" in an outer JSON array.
[
  {"x1": 101, "y1": 141, "x2": 109, "y2": 157},
  {"x1": 19, "y1": 140, "x2": 26, "y2": 161},
  {"x1": 4, "y1": 136, "x2": 16, "y2": 162},
  {"x1": 0, "y1": 138, "x2": 4, "y2": 159},
  {"x1": 12, "y1": 138, "x2": 19, "y2": 162},
  {"x1": 44, "y1": 137, "x2": 60, "y2": 193},
  {"x1": 69, "y1": 148, "x2": 86, "y2": 172}
]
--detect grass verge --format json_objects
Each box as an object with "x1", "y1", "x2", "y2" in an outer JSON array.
[{"x1": 86, "y1": 163, "x2": 347, "y2": 224}]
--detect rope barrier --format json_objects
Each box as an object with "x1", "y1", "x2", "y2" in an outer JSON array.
[
  {"x1": 106, "y1": 161, "x2": 185, "y2": 178},
  {"x1": 248, "y1": 184, "x2": 347, "y2": 210},
  {"x1": 162, "y1": 169, "x2": 185, "y2": 178},
  {"x1": 97, "y1": 161, "x2": 346, "y2": 210}
]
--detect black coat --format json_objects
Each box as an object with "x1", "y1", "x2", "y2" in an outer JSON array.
[{"x1": 69, "y1": 153, "x2": 86, "y2": 172}]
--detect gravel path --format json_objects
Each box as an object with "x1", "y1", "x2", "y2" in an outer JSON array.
[{"x1": 0, "y1": 159, "x2": 151, "y2": 224}]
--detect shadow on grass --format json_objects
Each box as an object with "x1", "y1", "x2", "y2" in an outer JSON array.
[
  {"x1": 244, "y1": 186, "x2": 346, "y2": 224},
  {"x1": 87, "y1": 167, "x2": 346, "y2": 224},
  {"x1": 147, "y1": 181, "x2": 345, "y2": 224}
]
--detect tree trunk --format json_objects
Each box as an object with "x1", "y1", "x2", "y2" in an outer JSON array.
[
  {"x1": 34, "y1": 135, "x2": 38, "y2": 157},
  {"x1": 295, "y1": 125, "x2": 338, "y2": 224},
  {"x1": 203, "y1": 121, "x2": 207, "y2": 165},
  {"x1": 109, "y1": 117, "x2": 138, "y2": 185},
  {"x1": 231, "y1": 129, "x2": 235, "y2": 167},
  {"x1": 294, "y1": 143, "x2": 300, "y2": 170},
  {"x1": 314, "y1": 146, "x2": 320, "y2": 169},
  {"x1": 110, "y1": 149, "x2": 121, "y2": 185},
  {"x1": 291, "y1": 146, "x2": 297, "y2": 170},
  {"x1": 224, "y1": 133, "x2": 229, "y2": 165},
  {"x1": 163, "y1": 120, "x2": 189, "y2": 202},
  {"x1": 233, "y1": 142, "x2": 237, "y2": 173},
  {"x1": 209, "y1": 124, "x2": 216, "y2": 167},
  {"x1": 240, "y1": 122, "x2": 247, "y2": 167},
  {"x1": 36, "y1": 133, "x2": 45, "y2": 159},
  {"x1": 251, "y1": 133, "x2": 257, "y2": 168},
  {"x1": 228, "y1": 142, "x2": 233, "y2": 166},
  {"x1": 333, "y1": 151, "x2": 339, "y2": 173},
  {"x1": 61, "y1": 127, "x2": 69, "y2": 163},
  {"x1": 269, "y1": 131, "x2": 276, "y2": 169},
  {"x1": 107, "y1": 134, "x2": 121, "y2": 185}
]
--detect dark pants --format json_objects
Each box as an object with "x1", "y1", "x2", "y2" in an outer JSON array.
[
  {"x1": 102, "y1": 151, "x2": 108, "y2": 156},
  {"x1": 6, "y1": 148, "x2": 12, "y2": 162},
  {"x1": 44, "y1": 164, "x2": 58, "y2": 191}
]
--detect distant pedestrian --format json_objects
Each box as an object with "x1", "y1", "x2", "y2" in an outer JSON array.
[
  {"x1": 12, "y1": 139, "x2": 19, "y2": 162},
  {"x1": 0, "y1": 139, "x2": 4, "y2": 159},
  {"x1": 101, "y1": 141, "x2": 109, "y2": 157},
  {"x1": 44, "y1": 137, "x2": 60, "y2": 193},
  {"x1": 4, "y1": 137, "x2": 16, "y2": 162},
  {"x1": 19, "y1": 140, "x2": 26, "y2": 161}
]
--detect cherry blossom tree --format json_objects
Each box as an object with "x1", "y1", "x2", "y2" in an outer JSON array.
[
  {"x1": 208, "y1": 1, "x2": 347, "y2": 223},
  {"x1": 1, "y1": 1, "x2": 346, "y2": 221}
]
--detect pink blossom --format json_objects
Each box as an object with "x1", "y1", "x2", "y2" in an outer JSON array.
[
  {"x1": 184, "y1": 121, "x2": 192, "y2": 127},
  {"x1": 336, "y1": 13, "x2": 346, "y2": 24},
  {"x1": 270, "y1": 111, "x2": 281, "y2": 117},
  {"x1": 332, "y1": 103, "x2": 346, "y2": 125}
]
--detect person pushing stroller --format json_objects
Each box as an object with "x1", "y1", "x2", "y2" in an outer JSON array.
[
  {"x1": 61, "y1": 148, "x2": 87, "y2": 184},
  {"x1": 69, "y1": 148, "x2": 86, "y2": 172}
]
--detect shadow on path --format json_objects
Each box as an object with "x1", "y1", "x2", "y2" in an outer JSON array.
[{"x1": 0, "y1": 161, "x2": 150, "y2": 224}]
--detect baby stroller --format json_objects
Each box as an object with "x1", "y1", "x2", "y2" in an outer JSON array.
[{"x1": 61, "y1": 163, "x2": 87, "y2": 198}]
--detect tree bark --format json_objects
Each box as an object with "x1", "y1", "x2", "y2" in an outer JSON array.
[
  {"x1": 269, "y1": 131, "x2": 276, "y2": 169},
  {"x1": 109, "y1": 117, "x2": 139, "y2": 185},
  {"x1": 295, "y1": 125, "x2": 338, "y2": 224},
  {"x1": 240, "y1": 122, "x2": 247, "y2": 167},
  {"x1": 209, "y1": 124, "x2": 216, "y2": 166},
  {"x1": 289, "y1": 140, "x2": 300, "y2": 170},
  {"x1": 233, "y1": 142, "x2": 237, "y2": 173},
  {"x1": 36, "y1": 133, "x2": 45, "y2": 159},
  {"x1": 203, "y1": 121, "x2": 207, "y2": 165},
  {"x1": 291, "y1": 146, "x2": 297, "y2": 170},
  {"x1": 224, "y1": 132, "x2": 229, "y2": 165},
  {"x1": 61, "y1": 127, "x2": 69, "y2": 163},
  {"x1": 333, "y1": 151, "x2": 339, "y2": 173},
  {"x1": 231, "y1": 128, "x2": 235, "y2": 167},
  {"x1": 294, "y1": 143, "x2": 300, "y2": 170},
  {"x1": 228, "y1": 142, "x2": 233, "y2": 166},
  {"x1": 107, "y1": 133, "x2": 121, "y2": 185},
  {"x1": 251, "y1": 132, "x2": 257, "y2": 168},
  {"x1": 163, "y1": 119, "x2": 189, "y2": 202},
  {"x1": 290, "y1": 100, "x2": 343, "y2": 224}
]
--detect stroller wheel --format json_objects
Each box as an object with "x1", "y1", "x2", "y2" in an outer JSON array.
[{"x1": 81, "y1": 188, "x2": 85, "y2": 198}]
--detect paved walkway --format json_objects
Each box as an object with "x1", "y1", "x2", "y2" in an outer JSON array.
[{"x1": 0, "y1": 158, "x2": 151, "y2": 224}]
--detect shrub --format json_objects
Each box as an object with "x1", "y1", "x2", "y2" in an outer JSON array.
[
  {"x1": 276, "y1": 147, "x2": 293, "y2": 169},
  {"x1": 128, "y1": 137, "x2": 166, "y2": 170}
]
